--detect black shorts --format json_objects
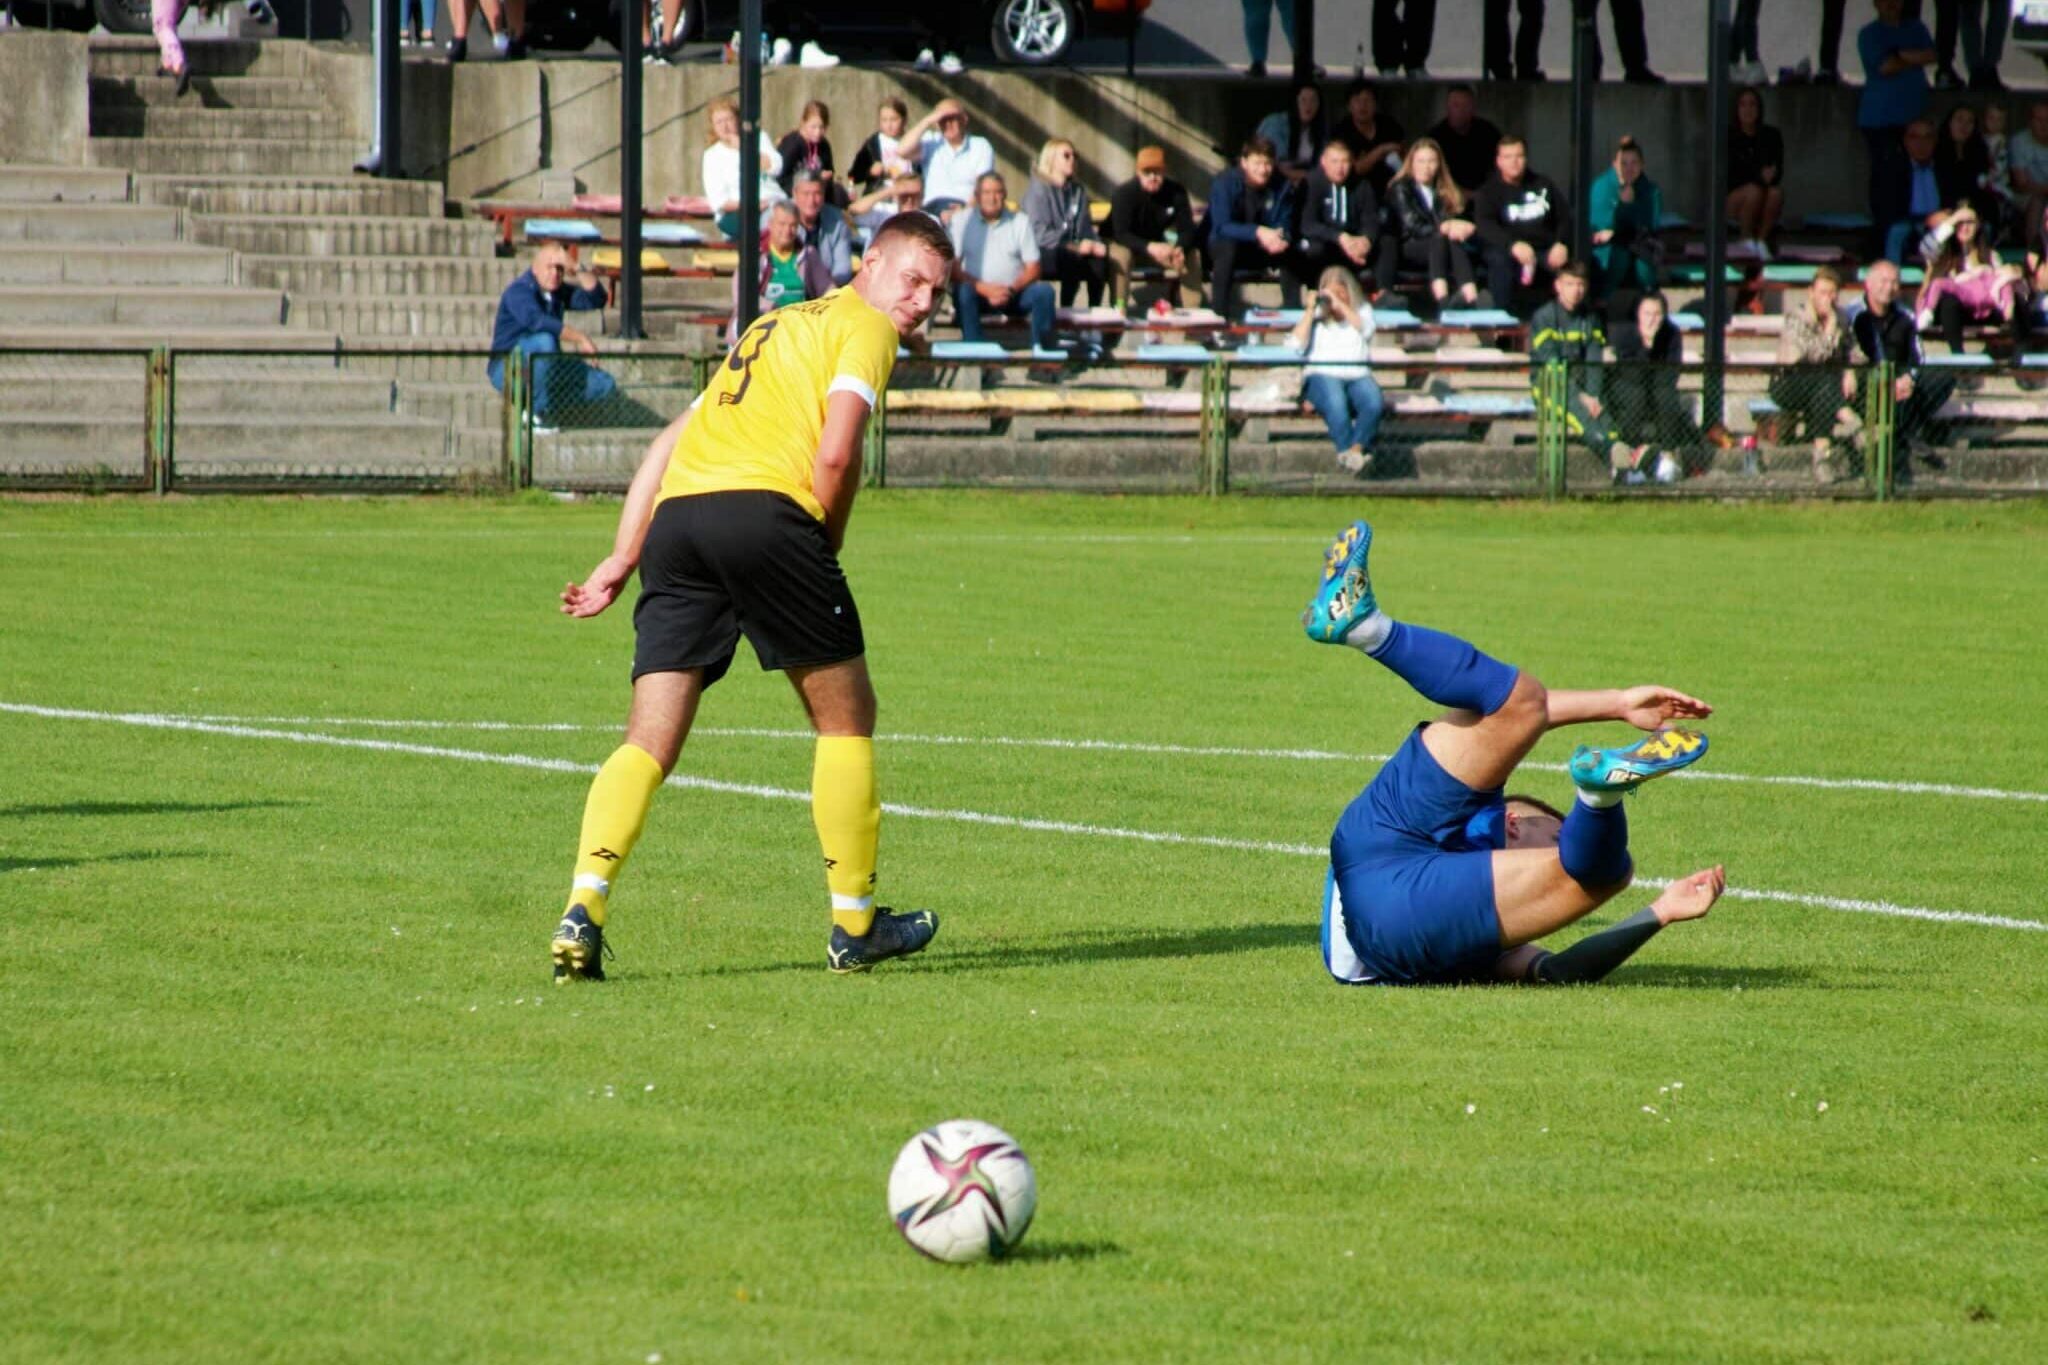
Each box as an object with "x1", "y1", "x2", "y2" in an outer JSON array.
[{"x1": 631, "y1": 490, "x2": 865, "y2": 684}]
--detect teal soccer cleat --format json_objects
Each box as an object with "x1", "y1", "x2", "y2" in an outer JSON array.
[
  {"x1": 829, "y1": 907, "x2": 939, "y2": 974},
  {"x1": 1302, "y1": 520, "x2": 1378, "y2": 644},
  {"x1": 1569, "y1": 728, "x2": 1710, "y2": 795}
]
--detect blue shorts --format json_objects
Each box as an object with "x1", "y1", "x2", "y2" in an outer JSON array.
[{"x1": 1321, "y1": 724, "x2": 1505, "y2": 985}]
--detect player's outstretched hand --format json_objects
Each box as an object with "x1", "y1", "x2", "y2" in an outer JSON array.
[
  {"x1": 1651, "y1": 865, "x2": 1726, "y2": 925},
  {"x1": 1618, "y1": 685, "x2": 1713, "y2": 732},
  {"x1": 561, "y1": 555, "x2": 632, "y2": 618}
]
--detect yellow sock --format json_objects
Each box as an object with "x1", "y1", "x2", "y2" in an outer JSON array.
[
  {"x1": 566, "y1": 744, "x2": 665, "y2": 926},
  {"x1": 812, "y1": 735, "x2": 879, "y2": 936}
]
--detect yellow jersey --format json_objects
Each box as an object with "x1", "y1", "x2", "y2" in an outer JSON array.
[{"x1": 656, "y1": 285, "x2": 900, "y2": 520}]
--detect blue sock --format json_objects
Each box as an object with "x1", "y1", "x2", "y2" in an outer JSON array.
[
  {"x1": 1366, "y1": 621, "x2": 1520, "y2": 716},
  {"x1": 1558, "y1": 797, "x2": 1632, "y2": 890}
]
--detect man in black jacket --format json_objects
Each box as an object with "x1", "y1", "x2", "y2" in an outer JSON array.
[
  {"x1": 1106, "y1": 145, "x2": 1204, "y2": 309},
  {"x1": 1472, "y1": 134, "x2": 1570, "y2": 315},
  {"x1": 1208, "y1": 136, "x2": 1307, "y2": 318},
  {"x1": 1423, "y1": 85, "x2": 1502, "y2": 193},
  {"x1": 1852, "y1": 258, "x2": 1954, "y2": 481},
  {"x1": 1299, "y1": 141, "x2": 1378, "y2": 285}
]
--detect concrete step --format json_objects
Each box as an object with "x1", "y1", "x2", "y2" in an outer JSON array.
[
  {"x1": 399, "y1": 383, "x2": 504, "y2": 429},
  {"x1": 89, "y1": 74, "x2": 329, "y2": 111},
  {"x1": 87, "y1": 37, "x2": 309, "y2": 80},
  {"x1": 2, "y1": 325, "x2": 342, "y2": 352},
  {"x1": 240, "y1": 254, "x2": 520, "y2": 296},
  {"x1": 135, "y1": 173, "x2": 442, "y2": 218},
  {"x1": 190, "y1": 213, "x2": 496, "y2": 257},
  {"x1": 91, "y1": 105, "x2": 335, "y2": 141},
  {"x1": 0, "y1": 412, "x2": 458, "y2": 478},
  {"x1": 0, "y1": 166, "x2": 131, "y2": 204},
  {"x1": 0, "y1": 203, "x2": 181, "y2": 244},
  {"x1": 0, "y1": 286, "x2": 285, "y2": 328},
  {"x1": 286, "y1": 295, "x2": 505, "y2": 339},
  {"x1": 0, "y1": 243, "x2": 237, "y2": 287},
  {"x1": 90, "y1": 137, "x2": 361, "y2": 177}
]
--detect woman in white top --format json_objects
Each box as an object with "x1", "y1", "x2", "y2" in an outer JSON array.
[
  {"x1": 701, "y1": 97, "x2": 785, "y2": 241},
  {"x1": 1288, "y1": 265, "x2": 1383, "y2": 474}
]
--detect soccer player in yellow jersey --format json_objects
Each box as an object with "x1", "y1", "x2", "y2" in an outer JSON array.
[{"x1": 549, "y1": 213, "x2": 956, "y2": 981}]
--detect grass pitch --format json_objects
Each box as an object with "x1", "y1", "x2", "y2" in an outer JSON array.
[{"x1": 2, "y1": 493, "x2": 2045, "y2": 1364}]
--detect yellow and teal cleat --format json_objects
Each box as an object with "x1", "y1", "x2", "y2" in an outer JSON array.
[
  {"x1": 1569, "y1": 728, "x2": 1710, "y2": 795},
  {"x1": 551, "y1": 904, "x2": 611, "y2": 983},
  {"x1": 1302, "y1": 520, "x2": 1378, "y2": 644}
]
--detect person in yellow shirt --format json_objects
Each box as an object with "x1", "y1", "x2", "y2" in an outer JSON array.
[{"x1": 549, "y1": 213, "x2": 956, "y2": 981}]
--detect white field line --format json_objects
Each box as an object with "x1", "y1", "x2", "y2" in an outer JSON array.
[
  {"x1": 161, "y1": 712, "x2": 2048, "y2": 807},
  {"x1": 5, "y1": 701, "x2": 2043, "y2": 935}
]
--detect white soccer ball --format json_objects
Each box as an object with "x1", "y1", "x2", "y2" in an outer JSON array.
[{"x1": 887, "y1": 1119, "x2": 1037, "y2": 1263}]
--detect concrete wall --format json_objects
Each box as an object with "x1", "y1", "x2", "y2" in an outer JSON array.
[{"x1": 0, "y1": 33, "x2": 91, "y2": 169}]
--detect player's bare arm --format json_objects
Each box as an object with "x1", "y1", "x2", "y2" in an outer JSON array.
[
  {"x1": 811, "y1": 391, "x2": 871, "y2": 554},
  {"x1": 1543, "y1": 685, "x2": 1713, "y2": 732},
  {"x1": 560, "y1": 408, "x2": 692, "y2": 618}
]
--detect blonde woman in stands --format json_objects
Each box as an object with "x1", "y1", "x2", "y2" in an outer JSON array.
[
  {"x1": 1288, "y1": 266, "x2": 1384, "y2": 476},
  {"x1": 1376, "y1": 137, "x2": 1481, "y2": 306},
  {"x1": 702, "y1": 98, "x2": 786, "y2": 242},
  {"x1": 1022, "y1": 139, "x2": 1113, "y2": 309},
  {"x1": 1769, "y1": 265, "x2": 1860, "y2": 484}
]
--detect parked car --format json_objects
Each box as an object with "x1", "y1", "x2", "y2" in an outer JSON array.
[{"x1": 9, "y1": 0, "x2": 150, "y2": 34}]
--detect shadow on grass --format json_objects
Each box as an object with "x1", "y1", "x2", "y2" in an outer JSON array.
[
  {"x1": 0, "y1": 850, "x2": 213, "y2": 874},
  {"x1": 1000, "y1": 1240, "x2": 1126, "y2": 1266},
  {"x1": 1607, "y1": 963, "x2": 1835, "y2": 990},
  {"x1": 688, "y1": 923, "x2": 1311, "y2": 979},
  {"x1": 1, "y1": 799, "x2": 304, "y2": 819}
]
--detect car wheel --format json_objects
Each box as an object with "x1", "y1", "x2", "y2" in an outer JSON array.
[
  {"x1": 93, "y1": 0, "x2": 152, "y2": 35},
  {"x1": 525, "y1": 0, "x2": 603, "y2": 51},
  {"x1": 11, "y1": 1, "x2": 96, "y2": 33},
  {"x1": 989, "y1": 0, "x2": 1077, "y2": 66}
]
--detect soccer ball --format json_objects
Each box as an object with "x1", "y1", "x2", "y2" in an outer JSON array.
[{"x1": 887, "y1": 1119, "x2": 1037, "y2": 1263}]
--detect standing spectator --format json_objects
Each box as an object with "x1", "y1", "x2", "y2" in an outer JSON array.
[
  {"x1": 1815, "y1": 0, "x2": 1851, "y2": 84},
  {"x1": 403, "y1": 0, "x2": 433, "y2": 47},
  {"x1": 951, "y1": 173, "x2": 1058, "y2": 352},
  {"x1": 1730, "y1": 0, "x2": 1766, "y2": 85},
  {"x1": 1208, "y1": 135, "x2": 1307, "y2": 319},
  {"x1": 1589, "y1": 0, "x2": 1662, "y2": 84},
  {"x1": 446, "y1": 0, "x2": 524, "y2": 63},
  {"x1": 1934, "y1": 104, "x2": 1995, "y2": 225},
  {"x1": 1241, "y1": 0, "x2": 1297, "y2": 80},
  {"x1": 487, "y1": 243, "x2": 615, "y2": 426},
  {"x1": 1980, "y1": 101, "x2": 2019, "y2": 242},
  {"x1": 1877, "y1": 117, "x2": 1948, "y2": 262},
  {"x1": 1022, "y1": 139, "x2": 1113, "y2": 308},
  {"x1": 1257, "y1": 80, "x2": 1331, "y2": 186},
  {"x1": 848, "y1": 98, "x2": 912, "y2": 199},
  {"x1": 729, "y1": 201, "x2": 834, "y2": 341},
  {"x1": 1424, "y1": 85, "x2": 1502, "y2": 195},
  {"x1": 2006, "y1": 101, "x2": 2048, "y2": 253},
  {"x1": 702, "y1": 97, "x2": 785, "y2": 242},
  {"x1": 1587, "y1": 136, "x2": 1665, "y2": 306},
  {"x1": 1727, "y1": 86, "x2": 1785, "y2": 259},
  {"x1": 151, "y1": 0, "x2": 193, "y2": 96},
  {"x1": 1288, "y1": 267, "x2": 1384, "y2": 474},
  {"x1": 1373, "y1": 0, "x2": 1436, "y2": 78},
  {"x1": 1959, "y1": 0, "x2": 2011, "y2": 91},
  {"x1": 791, "y1": 171, "x2": 854, "y2": 287},
  {"x1": 1107, "y1": 146, "x2": 1205, "y2": 311},
  {"x1": 1299, "y1": 141, "x2": 1377, "y2": 288},
  {"x1": 1333, "y1": 82, "x2": 1408, "y2": 199},
  {"x1": 1771, "y1": 265, "x2": 1862, "y2": 485},
  {"x1": 1610, "y1": 292, "x2": 1700, "y2": 479},
  {"x1": 1915, "y1": 202, "x2": 2027, "y2": 352},
  {"x1": 1859, "y1": 0, "x2": 1937, "y2": 248},
  {"x1": 904, "y1": 100, "x2": 995, "y2": 221},
  {"x1": 1482, "y1": 0, "x2": 1545, "y2": 82},
  {"x1": 1528, "y1": 261, "x2": 1653, "y2": 480},
  {"x1": 775, "y1": 100, "x2": 836, "y2": 199},
  {"x1": 1377, "y1": 138, "x2": 1481, "y2": 306},
  {"x1": 641, "y1": 0, "x2": 685, "y2": 60},
  {"x1": 1854, "y1": 258, "x2": 1956, "y2": 478},
  {"x1": 1473, "y1": 134, "x2": 1570, "y2": 314}
]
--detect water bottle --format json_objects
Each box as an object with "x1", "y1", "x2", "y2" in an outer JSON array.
[{"x1": 1741, "y1": 433, "x2": 1760, "y2": 476}]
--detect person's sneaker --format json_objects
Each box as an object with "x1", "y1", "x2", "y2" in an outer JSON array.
[
  {"x1": 1404, "y1": 65, "x2": 1430, "y2": 79},
  {"x1": 828, "y1": 907, "x2": 939, "y2": 974},
  {"x1": 1624, "y1": 67, "x2": 1665, "y2": 85},
  {"x1": 1247, "y1": 60, "x2": 1267, "y2": 79},
  {"x1": 445, "y1": 35, "x2": 467, "y2": 61},
  {"x1": 915, "y1": 47, "x2": 936, "y2": 70},
  {"x1": 939, "y1": 51, "x2": 965, "y2": 74},
  {"x1": 1652, "y1": 451, "x2": 1682, "y2": 484},
  {"x1": 551, "y1": 905, "x2": 611, "y2": 983},
  {"x1": 769, "y1": 36, "x2": 794, "y2": 66},
  {"x1": 244, "y1": 0, "x2": 276, "y2": 23},
  {"x1": 492, "y1": 30, "x2": 511, "y2": 54},
  {"x1": 504, "y1": 35, "x2": 528, "y2": 60},
  {"x1": 1301, "y1": 519, "x2": 1376, "y2": 644},
  {"x1": 1335, "y1": 446, "x2": 1373, "y2": 474},
  {"x1": 1569, "y1": 728, "x2": 1709, "y2": 796},
  {"x1": 799, "y1": 40, "x2": 840, "y2": 68}
]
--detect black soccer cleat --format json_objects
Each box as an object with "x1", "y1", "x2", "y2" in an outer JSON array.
[
  {"x1": 551, "y1": 904, "x2": 612, "y2": 983},
  {"x1": 828, "y1": 907, "x2": 939, "y2": 974}
]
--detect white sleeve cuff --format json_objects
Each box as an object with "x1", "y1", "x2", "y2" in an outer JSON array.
[{"x1": 828, "y1": 375, "x2": 878, "y2": 407}]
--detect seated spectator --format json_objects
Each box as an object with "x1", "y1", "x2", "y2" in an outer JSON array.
[
  {"x1": 1423, "y1": 84, "x2": 1501, "y2": 195},
  {"x1": 904, "y1": 99, "x2": 995, "y2": 221},
  {"x1": 1256, "y1": 80, "x2": 1330, "y2": 185},
  {"x1": 950, "y1": 172, "x2": 1057, "y2": 351},
  {"x1": 1609, "y1": 292, "x2": 1699, "y2": 480},
  {"x1": 1287, "y1": 266, "x2": 1383, "y2": 475},
  {"x1": 1915, "y1": 202, "x2": 2028, "y2": 352},
  {"x1": 1377, "y1": 137, "x2": 1480, "y2": 306},
  {"x1": 1528, "y1": 261, "x2": 1652, "y2": 481},
  {"x1": 848, "y1": 97, "x2": 913, "y2": 198},
  {"x1": 790, "y1": 170, "x2": 854, "y2": 287},
  {"x1": 729, "y1": 201, "x2": 835, "y2": 340},
  {"x1": 1877, "y1": 118, "x2": 1949, "y2": 263},
  {"x1": 1474, "y1": 134, "x2": 1570, "y2": 314},
  {"x1": 1934, "y1": 103, "x2": 1995, "y2": 227},
  {"x1": 850, "y1": 173, "x2": 929, "y2": 237},
  {"x1": 1208, "y1": 135, "x2": 1306, "y2": 319},
  {"x1": 702, "y1": 97, "x2": 785, "y2": 241},
  {"x1": 1022, "y1": 138, "x2": 1113, "y2": 307},
  {"x1": 1981, "y1": 102, "x2": 2019, "y2": 238},
  {"x1": 1727, "y1": 85, "x2": 1785, "y2": 258},
  {"x1": 1298, "y1": 140, "x2": 1376, "y2": 288},
  {"x1": 1770, "y1": 265, "x2": 1862, "y2": 485},
  {"x1": 2007, "y1": 101, "x2": 2048, "y2": 255},
  {"x1": 1332, "y1": 80, "x2": 1407, "y2": 198},
  {"x1": 1107, "y1": 146, "x2": 1205, "y2": 310},
  {"x1": 1854, "y1": 258, "x2": 1956, "y2": 479},
  {"x1": 1588, "y1": 136, "x2": 1665, "y2": 306},
  {"x1": 487, "y1": 243, "x2": 616, "y2": 424},
  {"x1": 775, "y1": 99, "x2": 837, "y2": 200}
]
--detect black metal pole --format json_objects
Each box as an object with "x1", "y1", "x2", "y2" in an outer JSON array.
[
  {"x1": 737, "y1": 0, "x2": 764, "y2": 336},
  {"x1": 1125, "y1": 5, "x2": 1138, "y2": 78},
  {"x1": 618, "y1": 0, "x2": 645, "y2": 339},
  {"x1": 1569, "y1": 0, "x2": 1595, "y2": 261},
  {"x1": 1292, "y1": 0, "x2": 1316, "y2": 85},
  {"x1": 376, "y1": 0, "x2": 400, "y2": 178},
  {"x1": 1703, "y1": 0, "x2": 1732, "y2": 428}
]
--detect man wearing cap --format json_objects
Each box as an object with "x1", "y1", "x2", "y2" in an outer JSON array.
[{"x1": 1108, "y1": 145, "x2": 1206, "y2": 310}]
